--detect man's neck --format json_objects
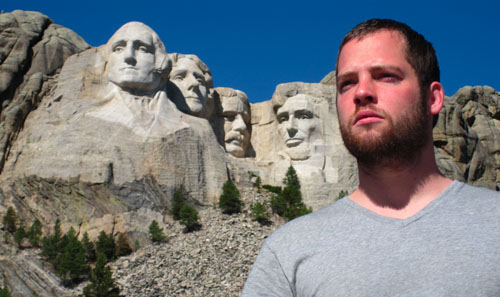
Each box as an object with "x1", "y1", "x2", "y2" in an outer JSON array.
[{"x1": 350, "y1": 145, "x2": 453, "y2": 219}]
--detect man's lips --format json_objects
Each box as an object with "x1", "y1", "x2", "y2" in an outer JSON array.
[
  {"x1": 185, "y1": 95, "x2": 201, "y2": 101},
  {"x1": 353, "y1": 110, "x2": 384, "y2": 125},
  {"x1": 285, "y1": 138, "x2": 303, "y2": 147}
]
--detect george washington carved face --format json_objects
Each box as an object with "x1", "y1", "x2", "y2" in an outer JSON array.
[{"x1": 107, "y1": 22, "x2": 169, "y2": 94}]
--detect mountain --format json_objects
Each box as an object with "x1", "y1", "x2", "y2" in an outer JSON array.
[{"x1": 0, "y1": 10, "x2": 498, "y2": 296}]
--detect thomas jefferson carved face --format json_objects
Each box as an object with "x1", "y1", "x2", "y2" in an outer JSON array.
[
  {"x1": 221, "y1": 93, "x2": 250, "y2": 157},
  {"x1": 107, "y1": 23, "x2": 161, "y2": 93},
  {"x1": 276, "y1": 94, "x2": 319, "y2": 160},
  {"x1": 169, "y1": 56, "x2": 210, "y2": 116}
]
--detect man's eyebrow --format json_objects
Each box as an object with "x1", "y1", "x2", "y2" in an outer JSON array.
[
  {"x1": 336, "y1": 71, "x2": 355, "y2": 84},
  {"x1": 337, "y1": 65, "x2": 404, "y2": 82},
  {"x1": 111, "y1": 40, "x2": 126, "y2": 48},
  {"x1": 294, "y1": 108, "x2": 313, "y2": 114},
  {"x1": 170, "y1": 69, "x2": 186, "y2": 75},
  {"x1": 371, "y1": 65, "x2": 404, "y2": 75},
  {"x1": 276, "y1": 109, "x2": 289, "y2": 117},
  {"x1": 133, "y1": 40, "x2": 154, "y2": 51}
]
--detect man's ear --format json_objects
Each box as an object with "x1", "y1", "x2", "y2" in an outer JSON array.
[{"x1": 428, "y1": 81, "x2": 444, "y2": 116}]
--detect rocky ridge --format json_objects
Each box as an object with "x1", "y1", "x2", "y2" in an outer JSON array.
[
  {"x1": 110, "y1": 192, "x2": 279, "y2": 297},
  {"x1": 1, "y1": 186, "x2": 281, "y2": 297}
]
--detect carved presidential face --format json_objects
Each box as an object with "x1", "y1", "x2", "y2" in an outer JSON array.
[
  {"x1": 107, "y1": 24, "x2": 161, "y2": 93},
  {"x1": 222, "y1": 95, "x2": 250, "y2": 157},
  {"x1": 276, "y1": 94, "x2": 318, "y2": 160},
  {"x1": 169, "y1": 57, "x2": 210, "y2": 115}
]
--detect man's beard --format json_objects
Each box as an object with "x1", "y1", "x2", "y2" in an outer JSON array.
[{"x1": 339, "y1": 97, "x2": 430, "y2": 169}]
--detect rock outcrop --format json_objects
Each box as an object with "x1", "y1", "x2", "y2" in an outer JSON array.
[
  {"x1": 433, "y1": 86, "x2": 500, "y2": 190},
  {"x1": 0, "y1": 10, "x2": 90, "y2": 172}
]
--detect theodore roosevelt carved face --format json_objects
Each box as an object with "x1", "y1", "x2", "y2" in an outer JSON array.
[
  {"x1": 106, "y1": 22, "x2": 170, "y2": 95},
  {"x1": 219, "y1": 88, "x2": 251, "y2": 157},
  {"x1": 276, "y1": 94, "x2": 319, "y2": 160}
]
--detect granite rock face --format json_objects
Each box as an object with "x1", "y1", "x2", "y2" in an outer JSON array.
[
  {"x1": 0, "y1": 10, "x2": 90, "y2": 172},
  {"x1": 0, "y1": 19, "x2": 229, "y2": 240},
  {"x1": 433, "y1": 86, "x2": 500, "y2": 190}
]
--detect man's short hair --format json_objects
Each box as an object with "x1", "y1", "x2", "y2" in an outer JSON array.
[
  {"x1": 335, "y1": 19, "x2": 440, "y2": 97},
  {"x1": 217, "y1": 88, "x2": 249, "y2": 106},
  {"x1": 106, "y1": 22, "x2": 171, "y2": 79},
  {"x1": 169, "y1": 53, "x2": 214, "y2": 88}
]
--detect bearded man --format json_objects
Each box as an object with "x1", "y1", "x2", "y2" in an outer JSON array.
[{"x1": 243, "y1": 19, "x2": 500, "y2": 297}]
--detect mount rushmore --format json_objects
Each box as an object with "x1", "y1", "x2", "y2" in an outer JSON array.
[
  {"x1": 0, "y1": 9, "x2": 499, "y2": 295},
  {"x1": 1, "y1": 9, "x2": 499, "y2": 239}
]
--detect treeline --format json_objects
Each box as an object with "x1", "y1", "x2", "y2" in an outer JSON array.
[
  {"x1": 1, "y1": 165, "x2": 316, "y2": 295},
  {"x1": 2, "y1": 212, "x2": 122, "y2": 295},
  {"x1": 221, "y1": 165, "x2": 313, "y2": 225}
]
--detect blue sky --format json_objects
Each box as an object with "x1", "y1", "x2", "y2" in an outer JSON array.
[{"x1": 4, "y1": 0, "x2": 499, "y2": 103}]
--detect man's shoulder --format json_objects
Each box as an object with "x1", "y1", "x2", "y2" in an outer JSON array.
[
  {"x1": 445, "y1": 181, "x2": 500, "y2": 220},
  {"x1": 264, "y1": 198, "x2": 353, "y2": 249},
  {"x1": 453, "y1": 181, "x2": 500, "y2": 204}
]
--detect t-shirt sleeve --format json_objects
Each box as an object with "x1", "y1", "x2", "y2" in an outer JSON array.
[{"x1": 241, "y1": 241, "x2": 294, "y2": 297}]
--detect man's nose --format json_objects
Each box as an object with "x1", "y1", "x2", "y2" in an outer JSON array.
[
  {"x1": 232, "y1": 115, "x2": 247, "y2": 132},
  {"x1": 123, "y1": 45, "x2": 136, "y2": 64},
  {"x1": 354, "y1": 77, "x2": 377, "y2": 105},
  {"x1": 286, "y1": 116, "x2": 298, "y2": 134},
  {"x1": 186, "y1": 75, "x2": 200, "y2": 90}
]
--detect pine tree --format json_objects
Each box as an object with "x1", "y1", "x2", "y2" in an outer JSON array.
[
  {"x1": 115, "y1": 233, "x2": 132, "y2": 257},
  {"x1": 179, "y1": 204, "x2": 201, "y2": 232},
  {"x1": 27, "y1": 218, "x2": 42, "y2": 247},
  {"x1": 2, "y1": 207, "x2": 17, "y2": 233},
  {"x1": 250, "y1": 202, "x2": 271, "y2": 225},
  {"x1": 56, "y1": 227, "x2": 88, "y2": 286},
  {"x1": 41, "y1": 219, "x2": 64, "y2": 267},
  {"x1": 281, "y1": 182, "x2": 302, "y2": 206},
  {"x1": 133, "y1": 240, "x2": 140, "y2": 251},
  {"x1": 81, "y1": 231, "x2": 96, "y2": 262},
  {"x1": 14, "y1": 225, "x2": 25, "y2": 248},
  {"x1": 270, "y1": 194, "x2": 287, "y2": 216},
  {"x1": 270, "y1": 166, "x2": 312, "y2": 221},
  {"x1": 336, "y1": 190, "x2": 348, "y2": 201},
  {"x1": 171, "y1": 188, "x2": 185, "y2": 220},
  {"x1": 83, "y1": 253, "x2": 120, "y2": 297},
  {"x1": 283, "y1": 166, "x2": 300, "y2": 190},
  {"x1": 218, "y1": 179, "x2": 243, "y2": 214},
  {"x1": 254, "y1": 176, "x2": 262, "y2": 191},
  {"x1": 0, "y1": 287, "x2": 10, "y2": 297},
  {"x1": 96, "y1": 231, "x2": 115, "y2": 262},
  {"x1": 149, "y1": 220, "x2": 166, "y2": 243}
]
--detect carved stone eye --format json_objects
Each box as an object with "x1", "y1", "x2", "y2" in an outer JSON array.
[
  {"x1": 277, "y1": 115, "x2": 288, "y2": 123},
  {"x1": 113, "y1": 45, "x2": 125, "y2": 52}
]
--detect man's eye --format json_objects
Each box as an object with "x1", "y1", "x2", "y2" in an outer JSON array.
[
  {"x1": 195, "y1": 76, "x2": 205, "y2": 84},
  {"x1": 138, "y1": 46, "x2": 149, "y2": 53},
  {"x1": 379, "y1": 73, "x2": 399, "y2": 82},
  {"x1": 297, "y1": 113, "x2": 312, "y2": 119},
  {"x1": 224, "y1": 115, "x2": 235, "y2": 121},
  {"x1": 172, "y1": 75, "x2": 184, "y2": 80},
  {"x1": 339, "y1": 80, "x2": 354, "y2": 93},
  {"x1": 113, "y1": 46, "x2": 124, "y2": 52},
  {"x1": 278, "y1": 116, "x2": 288, "y2": 123}
]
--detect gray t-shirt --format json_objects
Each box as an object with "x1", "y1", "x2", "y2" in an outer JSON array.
[{"x1": 242, "y1": 181, "x2": 500, "y2": 296}]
